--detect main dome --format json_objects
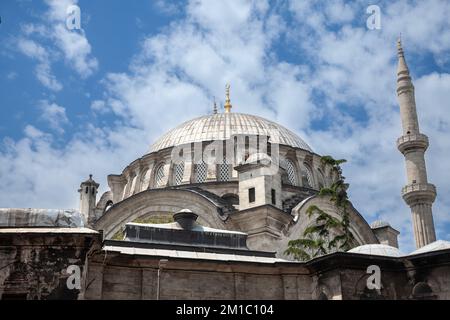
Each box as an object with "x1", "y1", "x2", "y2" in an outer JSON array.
[{"x1": 150, "y1": 113, "x2": 313, "y2": 153}]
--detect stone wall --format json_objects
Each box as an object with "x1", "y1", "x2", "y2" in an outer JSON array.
[
  {"x1": 84, "y1": 249, "x2": 450, "y2": 300},
  {"x1": 0, "y1": 229, "x2": 100, "y2": 300}
]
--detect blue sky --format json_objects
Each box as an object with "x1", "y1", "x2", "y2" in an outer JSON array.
[{"x1": 1, "y1": 0, "x2": 449, "y2": 252}]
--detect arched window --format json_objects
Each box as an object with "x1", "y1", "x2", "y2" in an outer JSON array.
[
  {"x1": 172, "y1": 161, "x2": 185, "y2": 186},
  {"x1": 244, "y1": 136, "x2": 250, "y2": 161},
  {"x1": 301, "y1": 164, "x2": 314, "y2": 188},
  {"x1": 154, "y1": 164, "x2": 166, "y2": 188},
  {"x1": 194, "y1": 161, "x2": 207, "y2": 183},
  {"x1": 218, "y1": 154, "x2": 230, "y2": 181},
  {"x1": 284, "y1": 159, "x2": 298, "y2": 186},
  {"x1": 103, "y1": 200, "x2": 113, "y2": 213}
]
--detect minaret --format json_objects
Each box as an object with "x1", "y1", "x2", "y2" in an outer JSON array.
[
  {"x1": 396, "y1": 39, "x2": 437, "y2": 248},
  {"x1": 224, "y1": 84, "x2": 232, "y2": 113},
  {"x1": 78, "y1": 174, "x2": 99, "y2": 226}
]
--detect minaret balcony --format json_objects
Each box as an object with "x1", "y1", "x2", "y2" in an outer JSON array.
[
  {"x1": 397, "y1": 133, "x2": 429, "y2": 154},
  {"x1": 402, "y1": 183, "x2": 436, "y2": 205}
]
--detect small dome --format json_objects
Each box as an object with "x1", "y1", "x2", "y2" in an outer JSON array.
[
  {"x1": 409, "y1": 240, "x2": 450, "y2": 255},
  {"x1": 370, "y1": 220, "x2": 391, "y2": 229},
  {"x1": 348, "y1": 244, "x2": 403, "y2": 257}
]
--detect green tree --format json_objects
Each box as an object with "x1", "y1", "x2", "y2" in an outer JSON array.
[{"x1": 285, "y1": 156, "x2": 356, "y2": 261}]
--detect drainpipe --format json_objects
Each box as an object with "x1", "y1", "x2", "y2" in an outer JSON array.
[{"x1": 156, "y1": 259, "x2": 168, "y2": 300}]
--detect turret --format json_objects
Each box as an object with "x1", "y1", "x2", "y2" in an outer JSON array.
[{"x1": 78, "y1": 174, "x2": 99, "y2": 226}]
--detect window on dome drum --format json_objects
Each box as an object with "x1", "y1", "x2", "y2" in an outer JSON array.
[
  {"x1": 248, "y1": 188, "x2": 255, "y2": 203},
  {"x1": 301, "y1": 164, "x2": 314, "y2": 188},
  {"x1": 281, "y1": 158, "x2": 298, "y2": 186},
  {"x1": 217, "y1": 155, "x2": 230, "y2": 181},
  {"x1": 271, "y1": 189, "x2": 276, "y2": 205},
  {"x1": 154, "y1": 164, "x2": 166, "y2": 188},
  {"x1": 194, "y1": 161, "x2": 207, "y2": 183},
  {"x1": 244, "y1": 136, "x2": 250, "y2": 161},
  {"x1": 172, "y1": 162, "x2": 185, "y2": 186}
]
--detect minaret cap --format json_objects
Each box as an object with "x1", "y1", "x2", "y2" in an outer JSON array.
[
  {"x1": 224, "y1": 84, "x2": 232, "y2": 113},
  {"x1": 397, "y1": 37, "x2": 410, "y2": 75},
  {"x1": 80, "y1": 174, "x2": 99, "y2": 188}
]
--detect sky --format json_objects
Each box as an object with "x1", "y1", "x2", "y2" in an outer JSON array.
[{"x1": 0, "y1": 0, "x2": 449, "y2": 253}]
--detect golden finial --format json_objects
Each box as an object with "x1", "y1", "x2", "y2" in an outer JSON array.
[{"x1": 224, "y1": 83, "x2": 232, "y2": 113}]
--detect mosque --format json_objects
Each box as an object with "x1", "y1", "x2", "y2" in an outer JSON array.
[{"x1": 0, "y1": 40, "x2": 449, "y2": 300}]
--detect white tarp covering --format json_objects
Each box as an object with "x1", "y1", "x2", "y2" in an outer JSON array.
[{"x1": 0, "y1": 208, "x2": 84, "y2": 227}]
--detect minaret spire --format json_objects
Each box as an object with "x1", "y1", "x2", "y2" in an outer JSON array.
[
  {"x1": 396, "y1": 38, "x2": 437, "y2": 248},
  {"x1": 224, "y1": 84, "x2": 232, "y2": 113}
]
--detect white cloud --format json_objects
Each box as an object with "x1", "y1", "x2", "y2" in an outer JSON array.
[
  {"x1": 38, "y1": 100, "x2": 70, "y2": 134},
  {"x1": 90, "y1": 100, "x2": 106, "y2": 112},
  {"x1": 14, "y1": 0, "x2": 97, "y2": 89},
  {"x1": 16, "y1": 38, "x2": 63, "y2": 91},
  {"x1": 44, "y1": 0, "x2": 98, "y2": 78}
]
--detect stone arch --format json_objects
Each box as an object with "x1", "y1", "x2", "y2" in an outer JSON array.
[
  {"x1": 277, "y1": 195, "x2": 378, "y2": 260},
  {"x1": 94, "y1": 189, "x2": 227, "y2": 239},
  {"x1": 411, "y1": 281, "x2": 437, "y2": 300},
  {"x1": 222, "y1": 193, "x2": 239, "y2": 206}
]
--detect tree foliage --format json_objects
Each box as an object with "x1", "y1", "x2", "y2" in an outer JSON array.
[{"x1": 285, "y1": 155, "x2": 356, "y2": 261}]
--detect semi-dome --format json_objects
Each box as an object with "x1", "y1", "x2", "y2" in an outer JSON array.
[
  {"x1": 150, "y1": 112, "x2": 313, "y2": 153},
  {"x1": 348, "y1": 244, "x2": 403, "y2": 257},
  {"x1": 409, "y1": 240, "x2": 450, "y2": 255}
]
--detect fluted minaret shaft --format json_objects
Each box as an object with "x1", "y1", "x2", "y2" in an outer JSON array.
[{"x1": 396, "y1": 39, "x2": 436, "y2": 248}]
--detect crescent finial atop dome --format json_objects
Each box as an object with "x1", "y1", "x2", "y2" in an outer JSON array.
[{"x1": 224, "y1": 83, "x2": 232, "y2": 113}]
